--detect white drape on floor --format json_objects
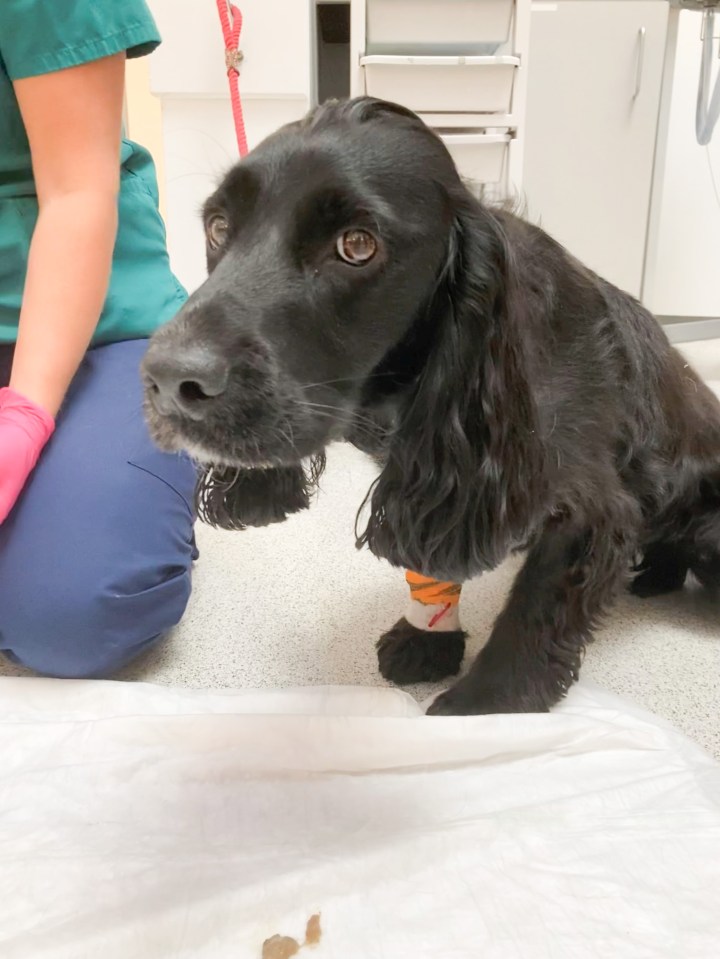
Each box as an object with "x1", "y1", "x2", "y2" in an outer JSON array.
[{"x1": 1, "y1": 678, "x2": 718, "y2": 958}]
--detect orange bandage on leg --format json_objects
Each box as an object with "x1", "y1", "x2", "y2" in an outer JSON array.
[{"x1": 405, "y1": 571, "x2": 463, "y2": 632}]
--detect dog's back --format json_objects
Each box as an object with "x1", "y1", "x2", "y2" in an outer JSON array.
[{"x1": 492, "y1": 208, "x2": 720, "y2": 489}]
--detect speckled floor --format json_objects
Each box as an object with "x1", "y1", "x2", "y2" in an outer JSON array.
[{"x1": 2, "y1": 343, "x2": 719, "y2": 758}]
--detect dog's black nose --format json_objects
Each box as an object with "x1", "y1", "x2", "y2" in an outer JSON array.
[{"x1": 142, "y1": 344, "x2": 230, "y2": 420}]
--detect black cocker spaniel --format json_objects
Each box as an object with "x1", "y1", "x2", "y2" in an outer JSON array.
[{"x1": 142, "y1": 97, "x2": 720, "y2": 715}]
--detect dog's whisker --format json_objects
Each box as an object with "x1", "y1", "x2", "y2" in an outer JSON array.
[
  {"x1": 297, "y1": 404, "x2": 389, "y2": 442},
  {"x1": 299, "y1": 400, "x2": 387, "y2": 431},
  {"x1": 299, "y1": 372, "x2": 396, "y2": 391},
  {"x1": 276, "y1": 424, "x2": 297, "y2": 451}
]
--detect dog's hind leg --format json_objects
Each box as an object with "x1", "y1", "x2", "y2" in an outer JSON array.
[
  {"x1": 630, "y1": 541, "x2": 690, "y2": 598},
  {"x1": 689, "y1": 504, "x2": 720, "y2": 589},
  {"x1": 632, "y1": 471, "x2": 720, "y2": 595},
  {"x1": 428, "y1": 504, "x2": 637, "y2": 716}
]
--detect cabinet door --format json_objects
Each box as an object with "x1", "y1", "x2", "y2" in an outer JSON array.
[
  {"x1": 522, "y1": 1, "x2": 668, "y2": 297},
  {"x1": 643, "y1": 10, "x2": 720, "y2": 319}
]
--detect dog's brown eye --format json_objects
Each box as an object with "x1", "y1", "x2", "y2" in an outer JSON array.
[
  {"x1": 337, "y1": 229, "x2": 377, "y2": 265},
  {"x1": 206, "y1": 214, "x2": 229, "y2": 250}
]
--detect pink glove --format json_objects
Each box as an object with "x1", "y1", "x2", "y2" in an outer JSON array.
[{"x1": 0, "y1": 387, "x2": 55, "y2": 524}]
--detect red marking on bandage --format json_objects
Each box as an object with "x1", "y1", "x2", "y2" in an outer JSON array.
[{"x1": 428, "y1": 603, "x2": 452, "y2": 628}]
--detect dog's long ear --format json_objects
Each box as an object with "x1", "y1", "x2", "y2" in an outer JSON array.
[
  {"x1": 357, "y1": 201, "x2": 544, "y2": 581},
  {"x1": 196, "y1": 455, "x2": 325, "y2": 530}
]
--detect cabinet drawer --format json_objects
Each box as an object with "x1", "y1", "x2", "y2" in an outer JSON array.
[
  {"x1": 366, "y1": 0, "x2": 514, "y2": 55},
  {"x1": 361, "y1": 55, "x2": 519, "y2": 113},
  {"x1": 149, "y1": 0, "x2": 310, "y2": 98},
  {"x1": 439, "y1": 131, "x2": 511, "y2": 185}
]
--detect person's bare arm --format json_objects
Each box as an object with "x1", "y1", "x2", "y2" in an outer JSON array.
[{"x1": 10, "y1": 53, "x2": 125, "y2": 416}]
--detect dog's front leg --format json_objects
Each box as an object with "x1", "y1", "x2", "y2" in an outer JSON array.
[
  {"x1": 377, "y1": 571, "x2": 467, "y2": 685},
  {"x1": 427, "y1": 514, "x2": 634, "y2": 715}
]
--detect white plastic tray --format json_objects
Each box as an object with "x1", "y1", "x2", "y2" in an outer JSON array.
[
  {"x1": 440, "y1": 130, "x2": 511, "y2": 184},
  {"x1": 366, "y1": 0, "x2": 514, "y2": 55},
  {"x1": 361, "y1": 54, "x2": 520, "y2": 114}
]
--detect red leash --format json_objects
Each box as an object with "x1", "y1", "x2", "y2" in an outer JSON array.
[{"x1": 216, "y1": 0, "x2": 248, "y2": 157}]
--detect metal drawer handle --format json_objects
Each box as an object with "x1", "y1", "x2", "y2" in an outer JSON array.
[{"x1": 633, "y1": 27, "x2": 646, "y2": 100}]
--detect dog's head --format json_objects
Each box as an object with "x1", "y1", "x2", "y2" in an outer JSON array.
[
  {"x1": 143, "y1": 97, "x2": 540, "y2": 577},
  {"x1": 143, "y1": 98, "x2": 458, "y2": 463}
]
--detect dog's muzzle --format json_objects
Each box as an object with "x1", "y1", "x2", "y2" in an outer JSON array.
[{"x1": 142, "y1": 340, "x2": 231, "y2": 423}]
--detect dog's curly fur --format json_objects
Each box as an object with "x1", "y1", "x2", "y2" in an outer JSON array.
[{"x1": 142, "y1": 97, "x2": 720, "y2": 715}]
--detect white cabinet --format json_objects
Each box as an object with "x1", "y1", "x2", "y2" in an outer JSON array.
[
  {"x1": 643, "y1": 10, "x2": 720, "y2": 320},
  {"x1": 522, "y1": 1, "x2": 668, "y2": 297}
]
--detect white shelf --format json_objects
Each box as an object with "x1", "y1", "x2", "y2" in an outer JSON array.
[
  {"x1": 360, "y1": 54, "x2": 520, "y2": 114},
  {"x1": 439, "y1": 131, "x2": 512, "y2": 185},
  {"x1": 366, "y1": 0, "x2": 514, "y2": 55}
]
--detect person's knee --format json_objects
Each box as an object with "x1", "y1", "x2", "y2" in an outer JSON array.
[{"x1": 1, "y1": 562, "x2": 192, "y2": 679}]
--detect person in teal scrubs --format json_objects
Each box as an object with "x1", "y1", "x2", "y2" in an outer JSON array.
[{"x1": 0, "y1": 1, "x2": 198, "y2": 676}]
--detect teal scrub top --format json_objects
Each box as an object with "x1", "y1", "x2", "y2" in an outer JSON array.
[{"x1": 0, "y1": 0, "x2": 186, "y2": 346}]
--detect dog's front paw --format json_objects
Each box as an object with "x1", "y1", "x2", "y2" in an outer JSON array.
[
  {"x1": 427, "y1": 676, "x2": 551, "y2": 716},
  {"x1": 377, "y1": 618, "x2": 466, "y2": 685}
]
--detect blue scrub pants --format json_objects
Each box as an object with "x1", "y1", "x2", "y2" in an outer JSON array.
[{"x1": 0, "y1": 339, "x2": 198, "y2": 677}]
